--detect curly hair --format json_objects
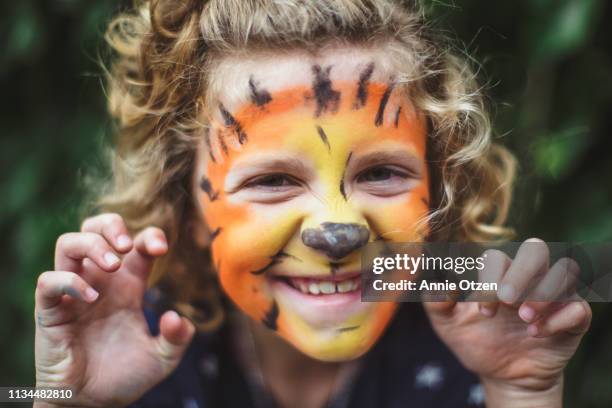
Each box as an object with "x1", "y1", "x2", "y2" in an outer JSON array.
[{"x1": 98, "y1": 0, "x2": 516, "y2": 330}]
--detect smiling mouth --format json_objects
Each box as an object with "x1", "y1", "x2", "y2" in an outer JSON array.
[{"x1": 272, "y1": 274, "x2": 361, "y2": 295}]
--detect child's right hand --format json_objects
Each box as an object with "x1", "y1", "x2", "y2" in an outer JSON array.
[{"x1": 34, "y1": 213, "x2": 195, "y2": 408}]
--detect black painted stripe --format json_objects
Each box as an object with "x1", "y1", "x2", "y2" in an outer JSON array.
[
  {"x1": 262, "y1": 301, "x2": 279, "y2": 330},
  {"x1": 339, "y1": 151, "x2": 353, "y2": 200},
  {"x1": 354, "y1": 62, "x2": 375, "y2": 109},
  {"x1": 210, "y1": 227, "x2": 222, "y2": 242},
  {"x1": 204, "y1": 128, "x2": 216, "y2": 163},
  {"x1": 219, "y1": 104, "x2": 248, "y2": 144},
  {"x1": 339, "y1": 179, "x2": 346, "y2": 200},
  {"x1": 275, "y1": 250, "x2": 301, "y2": 261},
  {"x1": 394, "y1": 106, "x2": 401, "y2": 128},
  {"x1": 374, "y1": 82, "x2": 395, "y2": 127},
  {"x1": 338, "y1": 325, "x2": 360, "y2": 333},
  {"x1": 316, "y1": 125, "x2": 331, "y2": 151},
  {"x1": 251, "y1": 250, "x2": 292, "y2": 275},
  {"x1": 199, "y1": 177, "x2": 219, "y2": 201},
  {"x1": 251, "y1": 259, "x2": 278, "y2": 275},
  {"x1": 248, "y1": 76, "x2": 272, "y2": 106},
  {"x1": 312, "y1": 65, "x2": 341, "y2": 117},
  {"x1": 375, "y1": 233, "x2": 389, "y2": 242},
  {"x1": 218, "y1": 133, "x2": 229, "y2": 155}
]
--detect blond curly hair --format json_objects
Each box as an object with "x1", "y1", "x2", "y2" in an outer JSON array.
[{"x1": 97, "y1": 0, "x2": 516, "y2": 330}]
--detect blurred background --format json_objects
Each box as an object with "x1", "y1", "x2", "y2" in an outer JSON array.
[{"x1": 0, "y1": 0, "x2": 610, "y2": 406}]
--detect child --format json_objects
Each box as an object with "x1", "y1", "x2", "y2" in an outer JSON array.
[{"x1": 34, "y1": 0, "x2": 591, "y2": 407}]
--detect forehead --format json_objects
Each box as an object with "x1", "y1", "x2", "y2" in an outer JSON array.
[
  {"x1": 202, "y1": 42, "x2": 428, "y2": 170},
  {"x1": 207, "y1": 42, "x2": 402, "y2": 116}
]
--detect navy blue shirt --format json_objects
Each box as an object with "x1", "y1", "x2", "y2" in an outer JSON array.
[{"x1": 129, "y1": 301, "x2": 485, "y2": 408}]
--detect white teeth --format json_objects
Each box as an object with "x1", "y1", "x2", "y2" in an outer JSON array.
[
  {"x1": 308, "y1": 282, "x2": 320, "y2": 295},
  {"x1": 319, "y1": 281, "x2": 335, "y2": 294},
  {"x1": 337, "y1": 280, "x2": 353, "y2": 293},
  {"x1": 288, "y1": 277, "x2": 360, "y2": 295}
]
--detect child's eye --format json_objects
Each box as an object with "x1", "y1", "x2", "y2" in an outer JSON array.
[
  {"x1": 356, "y1": 166, "x2": 409, "y2": 183},
  {"x1": 244, "y1": 174, "x2": 300, "y2": 190},
  {"x1": 354, "y1": 165, "x2": 419, "y2": 197}
]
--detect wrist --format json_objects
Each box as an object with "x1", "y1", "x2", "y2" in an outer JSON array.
[{"x1": 480, "y1": 375, "x2": 563, "y2": 408}]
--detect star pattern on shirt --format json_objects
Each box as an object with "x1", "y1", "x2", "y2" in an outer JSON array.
[
  {"x1": 182, "y1": 397, "x2": 199, "y2": 408},
  {"x1": 414, "y1": 362, "x2": 444, "y2": 389},
  {"x1": 467, "y1": 383, "x2": 485, "y2": 405},
  {"x1": 199, "y1": 355, "x2": 219, "y2": 378}
]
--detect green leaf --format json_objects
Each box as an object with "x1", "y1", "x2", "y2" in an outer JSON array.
[
  {"x1": 529, "y1": 0, "x2": 599, "y2": 63},
  {"x1": 532, "y1": 125, "x2": 590, "y2": 179}
]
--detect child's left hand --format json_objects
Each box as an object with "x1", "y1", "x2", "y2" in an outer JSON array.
[{"x1": 423, "y1": 238, "x2": 591, "y2": 406}]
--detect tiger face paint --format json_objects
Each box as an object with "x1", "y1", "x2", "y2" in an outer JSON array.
[{"x1": 195, "y1": 48, "x2": 429, "y2": 361}]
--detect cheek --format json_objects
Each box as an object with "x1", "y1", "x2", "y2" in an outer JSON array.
[
  {"x1": 360, "y1": 183, "x2": 430, "y2": 241},
  {"x1": 203, "y1": 199, "x2": 303, "y2": 318}
]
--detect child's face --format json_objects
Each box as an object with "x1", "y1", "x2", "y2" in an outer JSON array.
[{"x1": 194, "y1": 47, "x2": 429, "y2": 361}]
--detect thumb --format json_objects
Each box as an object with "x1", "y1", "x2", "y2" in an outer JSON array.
[{"x1": 154, "y1": 310, "x2": 196, "y2": 375}]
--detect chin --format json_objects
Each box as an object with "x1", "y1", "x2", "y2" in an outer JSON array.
[
  {"x1": 275, "y1": 301, "x2": 399, "y2": 362},
  {"x1": 224, "y1": 266, "x2": 399, "y2": 362}
]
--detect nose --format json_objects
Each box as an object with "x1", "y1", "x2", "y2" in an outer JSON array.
[{"x1": 301, "y1": 222, "x2": 370, "y2": 260}]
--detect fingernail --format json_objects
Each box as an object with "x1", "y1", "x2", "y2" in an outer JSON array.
[
  {"x1": 527, "y1": 324, "x2": 539, "y2": 337},
  {"x1": 104, "y1": 252, "x2": 120, "y2": 266},
  {"x1": 480, "y1": 306, "x2": 494, "y2": 317},
  {"x1": 498, "y1": 284, "x2": 516, "y2": 303},
  {"x1": 150, "y1": 240, "x2": 167, "y2": 251},
  {"x1": 117, "y1": 235, "x2": 132, "y2": 249},
  {"x1": 519, "y1": 305, "x2": 536, "y2": 322},
  {"x1": 85, "y1": 287, "x2": 99, "y2": 301}
]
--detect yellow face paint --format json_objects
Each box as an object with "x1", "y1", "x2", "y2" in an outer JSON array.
[{"x1": 197, "y1": 65, "x2": 428, "y2": 361}]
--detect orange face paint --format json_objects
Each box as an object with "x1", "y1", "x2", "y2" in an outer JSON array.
[{"x1": 196, "y1": 63, "x2": 429, "y2": 361}]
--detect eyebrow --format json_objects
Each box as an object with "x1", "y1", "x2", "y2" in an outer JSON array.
[{"x1": 351, "y1": 150, "x2": 423, "y2": 177}]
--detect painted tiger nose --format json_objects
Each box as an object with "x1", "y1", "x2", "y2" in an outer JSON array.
[{"x1": 301, "y1": 222, "x2": 370, "y2": 260}]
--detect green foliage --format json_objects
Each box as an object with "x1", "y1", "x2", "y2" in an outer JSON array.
[
  {"x1": 1, "y1": 1, "x2": 611, "y2": 406},
  {"x1": 532, "y1": 125, "x2": 590, "y2": 179},
  {"x1": 0, "y1": 0, "x2": 116, "y2": 385},
  {"x1": 527, "y1": 0, "x2": 599, "y2": 63}
]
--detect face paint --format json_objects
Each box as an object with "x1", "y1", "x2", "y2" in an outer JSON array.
[{"x1": 196, "y1": 55, "x2": 429, "y2": 362}]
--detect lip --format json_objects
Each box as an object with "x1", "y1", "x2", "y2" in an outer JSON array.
[
  {"x1": 270, "y1": 271, "x2": 361, "y2": 282},
  {"x1": 269, "y1": 273, "x2": 370, "y2": 328}
]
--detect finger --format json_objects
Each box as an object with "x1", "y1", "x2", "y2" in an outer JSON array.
[
  {"x1": 527, "y1": 299, "x2": 591, "y2": 338},
  {"x1": 121, "y1": 227, "x2": 168, "y2": 281},
  {"x1": 478, "y1": 249, "x2": 511, "y2": 317},
  {"x1": 55, "y1": 232, "x2": 122, "y2": 272},
  {"x1": 498, "y1": 238, "x2": 549, "y2": 304},
  {"x1": 134, "y1": 227, "x2": 168, "y2": 257},
  {"x1": 154, "y1": 311, "x2": 196, "y2": 375},
  {"x1": 36, "y1": 271, "x2": 99, "y2": 310},
  {"x1": 81, "y1": 213, "x2": 133, "y2": 253},
  {"x1": 518, "y1": 257, "x2": 580, "y2": 323}
]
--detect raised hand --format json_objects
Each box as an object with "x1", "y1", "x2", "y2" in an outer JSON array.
[
  {"x1": 34, "y1": 214, "x2": 195, "y2": 407},
  {"x1": 424, "y1": 238, "x2": 591, "y2": 407}
]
